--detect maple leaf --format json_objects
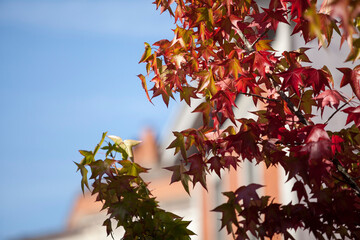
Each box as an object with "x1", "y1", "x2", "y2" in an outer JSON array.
[
  {"x1": 262, "y1": 8, "x2": 289, "y2": 30},
  {"x1": 139, "y1": 42, "x2": 152, "y2": 63},
  {"x1": 89, "y1": 159, "x2": 117, "y2": 180},
  {"x1": 223, "y1": 156, "x2": 239, "y2": 170},
  {"x1": 119, "y1": 160, "x2": 148, "y2": 177},
  {"x1": 212, "y1": 191, "x2": 239, "y2": 234},
  {"x1": 291, "y1": 180, "x2": 308, "y2": 202},
  {"x1": 164, "y1": 162, "x2": 191, "y2": 195},
  {"x1": 287, "y1": 0, "x2": 310, "y2": 19},
  {"x1": 192, "y1": 101, "x2": 211, "y2": 126},
  {"x1": 255, "y1": 39, "x2": 274, "y2": 51},
  {"x1": 338, "y1": 66, "x2": 360, "y2": 100},
  {"x1": 185, "y1": 153, "x2": 207, "y2": 190},
  {"x1": 235, "y1": 184, "x2": 263, "y2": 208},
  {"x1": 225, "y1": 121, "x2": 261, "y2": 161},
  {"x1": 314, "y1": 89, "x2": 346, "y2": 116},
  {"x1": 278, "y1": 67, "x2": 305, "y2": 96},
  {"x1": 179, "y1": 86, "x2": 198, "y2": 106},
  {"x1": 292, "y1": 17, "x2": 315, "y2": 43},
  {"x1": 300, "y1": 125, "x2": 332, "y2": 164},
  {"x1": 343, "y1": 106, "x2": 360, "y2": 127},
  {"x1": 208, "y1": 156, "x2": 223, "y2": 178},
  {"x1": 167, "y1": 131, "x2": 187, "y2": 159},
  {"x1": 331, "y1": 135, "x2": 344, "y2": 155},
  {"x1": 74, "y1": 162, "x2": 90, "y2": 193},
  {"x1": 252, "y1": 51, "x2": 274, "y2": 78},
  {"x1": 235, "y1": 74, "x2": 256, "y2": 93},
  {"x1": 303, "y1": 68, "x2": 331, "y2": 95}
]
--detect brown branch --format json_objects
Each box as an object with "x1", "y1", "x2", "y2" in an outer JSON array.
[
  {"x1": 333, "y1": 157, "x2": 360, "y2": 197},
  {"x1": 278, "y1": 90, "x2": 309, "y2": 125}
]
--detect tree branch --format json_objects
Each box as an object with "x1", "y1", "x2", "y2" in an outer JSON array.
[
  {"x1": 236, "y1": 28, "x2": 253, "y2": 52},
  {"x1": 250, "y1": 28, "x2": 270, "y2": 50},
  {"x1": 333, "y1": 157, "x2": 360, "y2": 197}
]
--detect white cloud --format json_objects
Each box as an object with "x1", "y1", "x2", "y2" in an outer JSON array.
[{"x1": 0, "y1": 0, "x2": 175, "y2": 37}]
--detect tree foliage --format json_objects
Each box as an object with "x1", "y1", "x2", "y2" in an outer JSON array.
[{"x1": 76, "y1": 0, "x2": 360, "y2": 239}]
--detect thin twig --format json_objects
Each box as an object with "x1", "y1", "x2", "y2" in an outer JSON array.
[
  {"x1": 297, "y1": 88, "x2": 305, "y2": 110},
  {"x1": 268, "y1": 74, "x2": 309, "y2": 125},
  {"x1": 324, "y1": 96, "x2": 354, "y2": 125},
  {"x1": 250, "y1": 28, "x2": 270, "y2": 50}
]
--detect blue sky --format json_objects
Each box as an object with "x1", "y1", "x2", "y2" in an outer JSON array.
[{"x1": 0, "y1": 0, "x2": 178, "y2": 238}]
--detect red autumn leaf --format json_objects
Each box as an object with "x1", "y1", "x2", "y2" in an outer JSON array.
[
  {"x1": 278, "y1": 67, "x2": 305, "y2": 96},
  {"x1": 287, "y1": 0, "x2": 311, "y2": 19},
  {"x1": 252, "y1": 51, "x2": 273, "y2": 78},
  {"x1": 300, "y1": 125, "x2": 332, "y2": 163},
  {"x1": 314, "y1": 89, "x2": 346, "y2": 116},
  {"x1": 305, "y1": 125, "x2": 330, "y2": 143},
  {"x1": 343, "y1": 106, "x2": 360, "y2": 127},
  {"x1": 303, "y1": 68, "x2": 331, "y2": 95},
  {"x1": 208, "y1": 156, "x2": 223, "y2": 178},
  {"x1": 338, "y1": 65, "x2": 360, "y2": 100},
  {"x1": 137, "y1": 74, "x2": 153, "y2": 104},
  {"x1": 223, "y1": 156, "x2": 239, "y2": 170},
  {"x1": 185, "y1": 153, "x2": 207, "y2": 190},
  {"x1": 292, "y1": 17, "x2": 315, "y2": 43},
  {"x1": 235, "y1": 74, "x2": 256, "y2": 93},
  {"x1": 331, "y1": 135, "x2": 344, "y2": 155}
]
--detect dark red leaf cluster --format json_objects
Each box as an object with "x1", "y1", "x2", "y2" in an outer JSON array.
[{"x1": 137, "y1": 0, "x2": 360, "y2": 239}]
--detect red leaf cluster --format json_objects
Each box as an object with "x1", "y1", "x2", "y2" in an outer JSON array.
[{"x1": 139, "y1": 0, "x2": 360, "y2": 239}]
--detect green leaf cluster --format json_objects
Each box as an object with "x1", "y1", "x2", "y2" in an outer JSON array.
[{"x1": 75, "y1": 133, "x2": 195, "y2": 239}]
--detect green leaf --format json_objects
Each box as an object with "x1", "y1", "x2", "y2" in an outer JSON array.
[
  {"x1": 139, "y1": 42, "x2": 152, "y2": 63},
  {"x1": 74, "y1": 162, "x2": 90, "y2": 193},
  {"x1": 167, "y1": 132, "x2": 187, "y2": 160},
  {"x1": 179, "y1": 86, "x2": 197, "y2": 106},
  {"x1": 124, "y1": 139, "x2": 142, "y2": 160},
  {"x1": 119, "y1": 160, "x2": 148, "y2": 177},
  {"x1": 79, "y1": 150, "x2": 94, "y2": 165},
  {"x1": 108, "y1": 135, "x2": 123, "y2": 145},
  {"x1": 94, "y1": 132, "x2": 107, "y2": 155},
  {"x1": 108, "y1": 135, "x2": 129, "y2": 160}
]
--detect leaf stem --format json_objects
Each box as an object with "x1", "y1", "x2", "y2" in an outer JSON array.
[{"x1": 324, "y1": 96, "x2": 354, "y2": 125}]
